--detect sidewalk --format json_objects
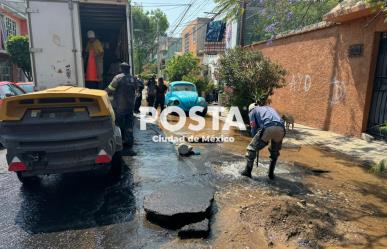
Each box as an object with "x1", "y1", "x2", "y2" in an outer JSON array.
[
  {"x1": 284, "y1": 124, "x2": 387, "y2": 166},
  {"x1": 209, "y1": 106, "x2": 386, "y2": 166}
]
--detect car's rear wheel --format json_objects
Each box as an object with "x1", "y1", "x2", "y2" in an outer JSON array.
[{"x1": 16, "y1": 172, "x2": 40, "y2": 185}]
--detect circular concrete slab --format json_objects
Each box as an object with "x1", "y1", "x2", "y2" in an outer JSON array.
[{"x1": 144, "y1": 185, "x2": 214, "y2": 229}]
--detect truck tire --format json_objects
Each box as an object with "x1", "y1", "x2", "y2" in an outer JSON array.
[
  {"x1": 110, "y1": 151, "x2": 123, "y2": 177},
  {"x1": 16, "y1": 172, "x2": 40, "y2": 185}
]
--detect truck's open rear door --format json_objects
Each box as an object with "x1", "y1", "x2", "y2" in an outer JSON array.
[{"x1": 27, "y1": 0, "x2": 84, "y2": 89}]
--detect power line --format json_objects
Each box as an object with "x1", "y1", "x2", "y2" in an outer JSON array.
[
  {"x1": 178, "y1": 0, "x2": 209, "y2": 28},
  {"x1": 168, "y1": 1, "x2": 194, "y2": 36},
  {"x1": 298, "y1": 0, "x2": 313, "y2": 28},
  {"x1": 169, "y1": 0, "x2": 197, "y2": 32},
  {"x1": 169, "y1": 0, "x2": 210, "y2": 37}
]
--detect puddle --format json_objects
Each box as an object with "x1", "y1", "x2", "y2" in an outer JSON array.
[{"x1": 163, "y1": 115, "x2": 387, "y2": 249}]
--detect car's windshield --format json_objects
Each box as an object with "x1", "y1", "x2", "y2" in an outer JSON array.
[
  {"x1": 173, "y1": 84, "x2": 195, "y2": 92},
  {"x1": 19, "y1": 85, "x2": 34, "y2": 93},
  {"x1": 0, "y1": 84, "x2": 25, "y2": 99}
]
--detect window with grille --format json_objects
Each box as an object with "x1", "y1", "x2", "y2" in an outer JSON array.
[
  {"x1": 0, "y1": 60, "x2": 12, "y2": 81},
  {"x1": 184, "y1": 33, "x2": 189, "y2": 52},
  {"x1": 5, "y1": 17, "x2": 17, "y2": 37},
  {"x1": 193, "y1": 26, "x2": 197, "y2": 44}
]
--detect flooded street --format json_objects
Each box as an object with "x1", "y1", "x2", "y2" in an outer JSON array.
[
  {"x1": 0, "y1": 115, "x2": 385, "y2": 249},
  {"x1": 164, "y1": 114, "x2": 387, "y2": 248}
]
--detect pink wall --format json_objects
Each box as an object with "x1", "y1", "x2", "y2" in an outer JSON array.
[{"x1": 0, "y1": 7, "x2": 28, "y2": 36}]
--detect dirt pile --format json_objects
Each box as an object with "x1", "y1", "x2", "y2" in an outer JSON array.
[{"x1": 240, "y1": 196, "x2": 341, "y2": 248}]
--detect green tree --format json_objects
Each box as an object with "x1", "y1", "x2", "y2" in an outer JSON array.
[
  {"x1": 140, "y1": 63, "x2": 157, "y2": 79},
  {"x1": 132, "y1": 6, "x2": 168, "y2": 74},
  {"x1": 6, "y1": 35, "x2": 32, "y2": 81},
  {"x1": 165, "y1": 53, "x2": 200, "y2": 81},
  {"x1": 366, "y1": 0, "x2": 386, "y2": 9},
  {"x1": 215, "y1": 0, "x2": 340, "y2": 44},
  {"x1": 182, "y1": 74, "x2": 212, "y2": 95},
  {"x1": 217, "y1": 48, "x2": 287, "y2": 119}
]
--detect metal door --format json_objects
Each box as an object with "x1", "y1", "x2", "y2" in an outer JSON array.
[
  {"x1": 368, "y1": 32, "x2": 387, "y2": 139},
  {"x1": 27, "y1": 0, "x2": 83, "y2": 89}
]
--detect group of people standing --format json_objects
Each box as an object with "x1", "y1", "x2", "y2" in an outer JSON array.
[{"x1": 143, "y1": 75, "x2": 168, "y2": 112}]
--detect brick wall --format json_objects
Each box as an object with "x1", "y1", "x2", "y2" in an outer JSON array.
[{"x1": 248, "y1": 16, "x2": 387, "y2": 136}]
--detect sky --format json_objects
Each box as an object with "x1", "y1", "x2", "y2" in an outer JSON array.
[{"x1": 132, "y1": 0, "x2": 216, "y2": 37}]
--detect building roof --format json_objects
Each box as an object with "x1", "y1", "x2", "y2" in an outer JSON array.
[
  {"x1": 323, "y1": 0, "x2": 373, "y2": 23},
  {"x1": 0, "y1": 0, "x2": 26, "y2": 19}
]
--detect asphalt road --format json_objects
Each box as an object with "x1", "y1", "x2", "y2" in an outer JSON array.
[{"x1": 0, "y1": 119, "x2": 215, "y2": 249}]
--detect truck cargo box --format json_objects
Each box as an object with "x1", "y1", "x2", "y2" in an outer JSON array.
[{"x1": 27, "y1": 0, "x2": 133, "y2": 90}]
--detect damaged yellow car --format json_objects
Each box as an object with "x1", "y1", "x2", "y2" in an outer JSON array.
[{"x1": 0, "y1": 86, "x2": 123, "y2": 184}]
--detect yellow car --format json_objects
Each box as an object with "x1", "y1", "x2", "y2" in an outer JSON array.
[{"x1": 0, "y1": 86, "x2": 123, "y2": 184}]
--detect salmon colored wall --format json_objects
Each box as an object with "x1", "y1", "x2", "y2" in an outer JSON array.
[
  {"x1": 20, "y1": 19, "x2": 28, "y2": 36},
  {"x1": 182, "y1": 20, "x2": 199, "y2": 56},
  {"x1": 0, "y1": 8, "x2": 27, "y2": 36},
  {"x1": 248, "y1": 15, "x2": 387, "y2": 136}
]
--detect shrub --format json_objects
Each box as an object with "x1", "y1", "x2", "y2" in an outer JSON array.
[
  {"x1": 216, "y1": 48, "x2": 287, "y2": 119},
  {"x1": 6, "y1": 35, "x2": 32, "y2": 81},
  {"x1": 165, "y1": 53, "x2": 200, "y2": 81},
  {"x1": 379, "y1": 121, "x2": 387, "y2": 134},
  {"x1": 182, "y1": 74, "x2": 212, "y2": 96},
  {"x1": 369, "y1": 159, "x2": 386, "y2": 176}
]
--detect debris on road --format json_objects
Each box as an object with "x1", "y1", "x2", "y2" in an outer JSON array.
[
  {"x1": 178, "y1": 143, "x2": 193, "y2": 156},
  {"x1": 144, "y1": 185, "x2": 214, "y2": 229}
]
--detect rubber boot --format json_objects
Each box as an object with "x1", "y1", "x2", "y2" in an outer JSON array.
[
  {"x1": 241, "y1": 160, "x2": 254, "y2": 178},
  {"x1": 268, "y1": 158, "x2": 277, "y2": 180}
]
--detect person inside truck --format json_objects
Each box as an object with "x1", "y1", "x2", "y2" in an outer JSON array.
[{"x1": 85, "y1": 30, "x2": 104, "y2": 89}]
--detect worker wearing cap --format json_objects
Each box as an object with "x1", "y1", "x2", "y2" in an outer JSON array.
[
  {"x1": 85, "y1": 30, "x2": 104, "y2": 88},
  {"x1": 241, "y1": 103, "x2": 285, "y2": 179},
  {"x1": 106, "y1": 62, "x2": 137, "y2": 156}
]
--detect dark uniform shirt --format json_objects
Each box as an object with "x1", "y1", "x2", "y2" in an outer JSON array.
[
  {"x1": 156, "y1": 84, "x2": 167, "y2": 97},
  {"x1": 249, "y1": 106, "x2": 284, "y2": 136},
  {"x1": 147, "y1": 78, "x2": 157, "y2": 96},
  {"x1": 107, "y1": 73, "x2": 137, "y2": 114}
]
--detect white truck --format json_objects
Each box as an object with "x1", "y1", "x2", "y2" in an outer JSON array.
[{"x1": 26, "y1": 0, "x2": 134, "y2": 90}]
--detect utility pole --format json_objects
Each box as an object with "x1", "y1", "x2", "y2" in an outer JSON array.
[
  {"x1": 156, "y1": 20, "x2": 161, "y2": 77},
  {"x1": 239, "y1": 0, "x2": 247, "y2": 47},
  {"x1": 128, "y1": 2, "x2": 134, "y2": 75}
]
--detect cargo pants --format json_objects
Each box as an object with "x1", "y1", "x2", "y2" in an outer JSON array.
[
  {"x1": 115, "y1": 112, "x2": 134, "y2": 148},
  {"x1": 245, "y1": 126, "x2": 285, "y2": 163}
]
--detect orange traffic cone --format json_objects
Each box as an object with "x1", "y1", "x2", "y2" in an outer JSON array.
[{"x1": 85, "y1": 49, "x2": 98, "y2": 82}]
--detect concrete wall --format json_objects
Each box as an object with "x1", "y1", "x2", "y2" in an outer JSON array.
[{"x1": 248, "y1": 15, "x2": 387, "y2": 136}]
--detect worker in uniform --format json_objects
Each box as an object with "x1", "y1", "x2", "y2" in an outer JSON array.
[
  {"x1": 85, "y1": 30, "x2": 104, "y2": 89},
  {"x1": 106, "y1": 62, "x2": 137, "y2": 156},
  {"x1": 146, "y1": 75, "x2": 157, "y2": 107},
  {"x1": 241, "y1": 103, "x2": 285, "y2": 179},
  {"x1": 153, "y1": 77, "x2": 167, "y2": 112},
  {"x1": 134, "y1": 75, "x2": 144, "y2": 114}
]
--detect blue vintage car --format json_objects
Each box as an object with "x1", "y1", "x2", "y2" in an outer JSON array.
[{"x1": 165, "y1": 81, "x2": 207, "y2": 115}]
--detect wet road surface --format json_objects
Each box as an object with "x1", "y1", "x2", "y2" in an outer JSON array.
[
  {"x1": 0, "y1": 114, "x2": 385, "y2": 249},
  {"x1": 0, "y1": 118, "x2": 214, "y2": 249}
]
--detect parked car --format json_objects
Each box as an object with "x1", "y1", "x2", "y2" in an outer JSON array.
[
  {"x1": 16, "y1": 82, "x2": 34, "y2": 93},
  {"x1": 0, "y1": 81, "x2": 26, "y2": 106},
  {"x1": 0, "y1": 86, "x2": 123, "y2": 184},
  {"x1": 165, "y1": 81, "x2": 207, "y2": 115}
]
